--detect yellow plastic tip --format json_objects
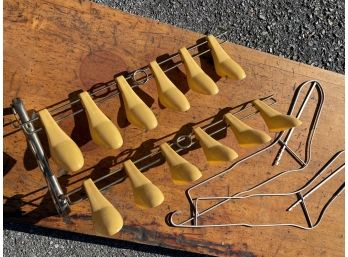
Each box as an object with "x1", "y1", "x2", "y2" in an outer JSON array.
[
  {"x1": 150, "y1": 61, "x2": 190, "y2": 112},
  {"x1": 79, "y1": 91, "x2": 123, "y2": 149},
  {"x1": 193, "y1": 127, "x2": 238, "y2": 162},
  {"x1": 160, "y1": 143, "x2": 202, "y2": 184},
  {"x1": 116, "y1": 75, "x2": 158, "y2": 130},
  {"x1": 224, "y1": 113, "x2": 272, "y2": 148},
  {"x1": 123, "y1": 160, "x2": 164, "y2": 208},
  {"x1": 83, "y1": 178, "x2": 123, "y2": 236},
  {"x1": 206, "y1": 35, "x2": 246, "y2": 80},
  {"x1": 38, "y1": 109, "x2": 84, "y2": 173},
  {"x1": 179, "y1": 47, "x2": 219, "y2": 95},
  {"x1": 253, "y1": 99, "x2": 302, "y2": 132}
]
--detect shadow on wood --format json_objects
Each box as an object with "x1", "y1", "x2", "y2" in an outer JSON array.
[{"x1": 196, "y1": 37, "x2": 221, "y2": 82}]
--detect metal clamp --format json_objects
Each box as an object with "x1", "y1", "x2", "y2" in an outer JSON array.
[{"x1": 11, "y1": 98, "x2": 70, "y2": 216}]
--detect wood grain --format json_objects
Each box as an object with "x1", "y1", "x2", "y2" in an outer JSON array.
[{"x1": 4, "y1": 0, "x2": 344, "y2": 256}]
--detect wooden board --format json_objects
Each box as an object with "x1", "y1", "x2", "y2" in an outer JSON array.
[{"x1": 3, "y1": 0, "x2": 344, "y2": 256}]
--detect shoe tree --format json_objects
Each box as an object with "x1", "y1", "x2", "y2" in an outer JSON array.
[
  {"x1": 123, "y1": 160, "x2": 164, "y2": 208},
  {"x1": 206, "y1": 35, "x2": 246, "y2": 80},
  {"x1": 252, "y1": 99, "x2": 302, "y2": 132},
  {"x1": 79, "y1": 91, "x2": 123, "y2": 149},
  {"x1": 150, "y1": 61, "x2": 190, "y2": 112},
  {"x1": 83, "y1": 179, "x2": 123, "y2": 236},
  {"x1": 38, "y1": 109, "x2": 84, "y2": 173},
  {"x1": 224, "y1": 113, "x2": 271, "y2": 147},
  {"x1": 179, "y1": 47, "x2": 219, "y2": 95},
  {"x1": 193, "y1": 127, "x2": 238, "y2": 162},
  {"x1": 160, "y1": 143, "x2": 202, "y2": 184},
  {"x1": 116, "y1": 75, "x2": 158, "y2": 130}
]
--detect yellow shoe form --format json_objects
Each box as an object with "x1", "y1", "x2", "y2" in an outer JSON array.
[
  {"x1": 252, "y1": 99, "x2": 302, "y2": 132},
  {"x1": 160, "y1": 143, "x2": 202, "y2": 184},
  {"x1": 38, "y1": 109, "x2": 84, "y2": 173},
  {"x1": 116, "y1": 76, "x2": 158, "y2": 130},
  {"x1": 83, "y1": 178, "x2": 123, "y2": 236},
  {"x1": 193, "y1": 127, "x2": 238, "y2": 162},
  {"x1": 150, "y1": 61, "x2": 190, "y2": 112},
  {"x1": 206, "y1": 35, "x2": 246, "y2": 80},
  {"x1": 79, "y1": 91, "x2": 123, "y2": 149},
  {"x1": 179, "y1": 47, "x2": 219, "y2": 95},
  {"x1": 224, "y1": 113, "x2": 271, "y2": 147},
  {"x1": 123, "y1": 160, "x2": 164, "y2": 209}
]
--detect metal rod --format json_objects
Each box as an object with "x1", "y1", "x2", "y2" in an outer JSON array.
[
  {"x1": 277, "y1": 140, "x2": 307, "y2": 166},
  {"x1": 298, "y1": 192, "x2": 313, "y2": 228}
]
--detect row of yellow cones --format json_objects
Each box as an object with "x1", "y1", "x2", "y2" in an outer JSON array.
[
  {"x1": 118, "y1": 35, "x2": 246, "y2": 129},
  {"x1": 152, "y1": 35, "x2": 246, "y2": 112},
  {"x1": 82, "y1": 104, "x2": 301, "y2": 237},
  {"x1": 38, "y1": 35, "x2": 246, "y2": 173}
]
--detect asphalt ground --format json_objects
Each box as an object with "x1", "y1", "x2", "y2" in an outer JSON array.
[
  {"x1": 3, "y1": 0, "x2": 344, "y2": 256},
  {"x1": 95, "y1": 0, "x2": 344, "y2": 73}
]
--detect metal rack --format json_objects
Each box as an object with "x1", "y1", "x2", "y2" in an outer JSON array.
[{"x1": 11, "y1": 30, "x2": 261, "y2": 215}]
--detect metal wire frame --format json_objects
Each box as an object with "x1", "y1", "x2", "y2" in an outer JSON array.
[
  {"x1": 169, "y1": 151, "x2": 344, "y2": 229},
  {"x1": 168, "y1": 80, "x2": 333, "y2": 229},
  {"x1": 65, "y1": 95, "x2": 277, "y2": 205},
  {"x1": 11, "y1": 30, "x2": 229, "y2": 135}
]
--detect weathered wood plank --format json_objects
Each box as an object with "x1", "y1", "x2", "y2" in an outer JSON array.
[{"x1": 4, "y1": 0, "x2": 344, "y2": 256}]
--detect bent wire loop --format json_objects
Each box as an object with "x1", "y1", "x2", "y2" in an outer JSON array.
[{"x1": 168, "y1": 80, "x2": 344, "y2": 229}]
